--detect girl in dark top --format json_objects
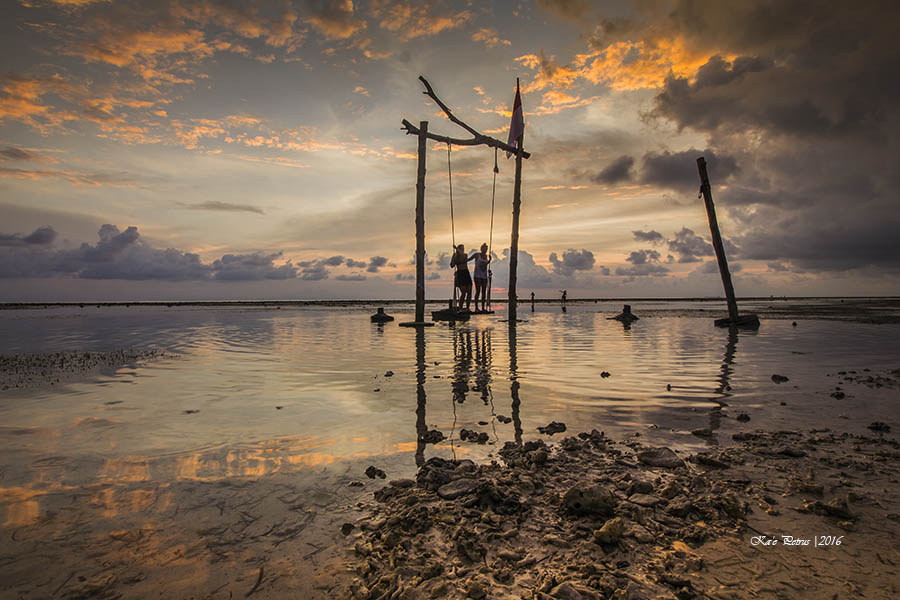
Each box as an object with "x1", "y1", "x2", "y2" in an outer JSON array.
[{"x1": 450, "y1": 244, "x2": 475, "y2": 311}]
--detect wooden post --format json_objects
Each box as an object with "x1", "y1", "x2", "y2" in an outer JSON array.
[
  {"x1": 697, "y1": 157, "x2": 758, "y2": 328},
  {"x1": 415, "y1": 121, "x2": 428, "y2": 323},
  {"x1": 508, "y1": 139, "x2": 523, "y2": 322},
  {"x1": 400, "y1": 122, "x2": 434, "y2": 327}
]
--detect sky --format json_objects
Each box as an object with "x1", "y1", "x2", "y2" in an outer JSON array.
[{"x1": 1, "y1": 0, "x2": 898, "y2": 301}]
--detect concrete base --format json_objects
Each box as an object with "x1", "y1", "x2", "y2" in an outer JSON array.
[
  {"x1": 399, "y1": 321, "x2": 435, "y2": 328},
  {"x1": 714, "y1": 314, "x2": 761, "y2": 329}
]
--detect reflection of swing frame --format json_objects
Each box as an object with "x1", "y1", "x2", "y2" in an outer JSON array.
[{"x1": 399, "y1": 76, "x2": 531, "y2": 326}]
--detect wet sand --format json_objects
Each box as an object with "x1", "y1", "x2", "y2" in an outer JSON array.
[{"x1": 1, "y1": 349, "x2": 172, "y2": 391}]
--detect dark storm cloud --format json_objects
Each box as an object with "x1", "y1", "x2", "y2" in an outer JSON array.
[
  {"x1": 335, "y1": 273, "x2": 366, "y2": 281},
  {"x1": 367, "y1": 256, "x2": 388, "y2": 273},
  {"x1": 346, "y1": 258, "x2": 367, "y2": 268},
  {"x1": 211, "y1": 252, "x2": 297, "y2": 281},
  {"x1": 0, "y1": 224, "x2": 301, "y2": 281},
  {"x1": 180, "y1": 201, "x2": 265, "y2": 215},
  {"x1": 322, "y1": 255, "x2": 345, "y2": 266},
  {"x1": 548, "y1": 248, "x2": 595, "y2": 277},
  {"x1": 632, "y1": 230, "x2": 663, "y2": 245},
  {"x1": 0, "y1": 225, "x2": 57, "y2": 246},
  {"x1": 667, "y1": 227, "x2": 712, "y2": 263},
  {"x1": 614, "y1": 248, "x2": 669, "y2": 277},
  {"x1": 631, "y1": 1, "x2": 900, "y2": 272},
  {"x1": 640, "y1": 148, "x2": 738, "y2": 193},
  {"x1": 592, "y1": 155, "x2": 634, "y2": 184}
]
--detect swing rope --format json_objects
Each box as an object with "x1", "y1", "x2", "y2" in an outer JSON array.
[
  {"x1": 447, "y1": 142, "x2": 457, "y2": 309},
  {"x1": 488, "y1": 146, "x2": 498, "y2": 310}
]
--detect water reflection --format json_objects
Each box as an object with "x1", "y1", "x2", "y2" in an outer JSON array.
[
  {"x1": 415, "y1": 328, "x2": 427, "y2": 467},
  {"x1": 508, "y1": 322, "x2": 523, "y2": 445}
]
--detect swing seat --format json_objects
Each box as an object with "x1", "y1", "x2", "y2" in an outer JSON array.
[{"x1": 431, "y1": 308, "x2": 471, "y2": 321}]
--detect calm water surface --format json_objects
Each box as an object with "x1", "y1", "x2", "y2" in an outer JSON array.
[{"x1": 1, "y1": 302, "x2": 899, "y2": 526}]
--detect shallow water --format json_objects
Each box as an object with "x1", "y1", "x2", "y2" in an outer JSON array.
[{"x1": 1, "y1": 302, "x2": 898, "y2": 527}]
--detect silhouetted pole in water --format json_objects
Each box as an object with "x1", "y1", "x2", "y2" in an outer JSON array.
[
  {"x1": 508, "y1": 322, "x2": 522, "y2": 445},
  {"x1": 697, "y1": 157, "x2": 760, "y2": 329},
  {"x1": 508, "y1": 137, "x2": 523, "y2": 322}
]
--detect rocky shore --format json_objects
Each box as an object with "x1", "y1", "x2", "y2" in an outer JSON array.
[
  {"x1": 345, "y1": 428, "x2": 900, "y2": 599},
  {"x1": 0, "y1": 348, "x2": 172, "y2": 390}
]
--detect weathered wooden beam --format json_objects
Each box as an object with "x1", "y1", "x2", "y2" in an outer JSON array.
[
  {"x1": 401, "y1": 119, "x2": 531, "y2": 159},
  {"x1": 399, "y1": 121, "x2": 435, "y2": 328}
]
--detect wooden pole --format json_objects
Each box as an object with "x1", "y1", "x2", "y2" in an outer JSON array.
[
  {"x1": 508, "y1": 138, "x2": 523, "y2": 322},
  {"x1": 414, "y1": 121, "x2": 428, "y2": 324},
  {"x1": 697, "y1": 156, "x2": 739, "y2": 322}
]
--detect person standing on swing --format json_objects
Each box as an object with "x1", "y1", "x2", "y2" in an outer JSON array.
[
  {"x1": 450, "y1": 244, "x2": 475, "y2": 311},
  {"x1": 472, "y1": 243, "x2": 491, "y2": 312}
]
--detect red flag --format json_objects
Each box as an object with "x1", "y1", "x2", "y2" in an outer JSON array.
[{"x1": 506, "y1": 79, "x2": 524, "y2": 158}]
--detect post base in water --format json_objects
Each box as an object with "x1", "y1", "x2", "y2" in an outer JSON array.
[
  {"x1": 714, "y1": 314, "x2": 761, "y2": 329},
  {"x1": 431, "y1": 309, "x2": 470, "y2": 321},
  {"x1": 398, "y1": 321, "x2": 435, "y2": 328}
]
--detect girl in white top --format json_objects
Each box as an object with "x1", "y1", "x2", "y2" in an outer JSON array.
[{"x1": 472, "y1": 243, "x2": 491, "y2": 311}]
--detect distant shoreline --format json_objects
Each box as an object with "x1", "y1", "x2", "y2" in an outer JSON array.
[{"x1": 2, "y1": 296, "x2": 898, "y2": 310}]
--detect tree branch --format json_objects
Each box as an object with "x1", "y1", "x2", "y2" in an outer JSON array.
[{"x1": 402, "y1": 76, "x2": 531, "y2": 159}]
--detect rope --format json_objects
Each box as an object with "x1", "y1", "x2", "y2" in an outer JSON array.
[
  {"x1": 447, "y1": 142, "x2": 457, "y2": 308},
  {"x1": 447, "y1": 142, "x2": 455, "y2": 248},
  {"x1": 488, "y1": 147, "x2": 498, "y2": 310}
]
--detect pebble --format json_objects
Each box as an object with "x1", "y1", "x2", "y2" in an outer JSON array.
[
  {"x1": 365, "y1": 466, "x2": 386, "y2": 479},
  {"x1": 537, "y1": 421, "x2": 567, "y2": 435},
  {"x1": 772, "y1": 374, "x2": 790, "y2": 383},
  {"x1": 594, "y1": 517, "x2": 625, "y2": 544},
  {"x1": 637, "y1": 447, "x2": 685, "y2": 469},
  {"x1": 563, "y1": 483, "x2": 617, "y2": 516}
]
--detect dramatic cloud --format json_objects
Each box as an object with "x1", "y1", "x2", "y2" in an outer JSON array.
[
  {"x1": 489, "y1": 249, "x2": 553, "y2": 288},
  {"x1": 335, "y1": 273, "x2": 366, "y2": 281},
  {"x1": 0, "y1": 146, "x2": 41, "y2": 161},
  {"x1": 345, "y1": 258, "x2": 367, "y2": 268},
  {"x1": 667, "y1": 227, "x2": 713, "y2": 263},
  {"x1": 548, "y1": 248, "x2": 595, "y2": 277}
]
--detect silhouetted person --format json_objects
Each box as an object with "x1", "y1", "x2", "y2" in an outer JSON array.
[
  {"x1": 450, "y1": 244, "x2": 475, "y2": 311},
  {"x1": 559, "y1": 290, "x2": 567, "y2": 305},
  {"x1": 530, "y1": 291, "x2": 535, "y2": 311},
  {"x1": 472, "y1": 243, "x2": 491, "y2": 311}
]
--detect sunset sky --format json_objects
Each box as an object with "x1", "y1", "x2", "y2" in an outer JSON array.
[{"x1": 1, "y1": 0, "x2": 898, "y2": 301}]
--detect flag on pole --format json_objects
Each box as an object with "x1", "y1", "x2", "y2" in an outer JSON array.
[{"x1": 506, "y1": 78, "x2": 524, "y2": 158}]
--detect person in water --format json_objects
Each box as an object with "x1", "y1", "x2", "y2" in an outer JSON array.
[
  {"x1": 450, "y1": 244, "x2": 476, "y2": 311},
  {"x1": 472, "y1": 243, "x2": 491, "y2": 312},
  {"x1": 560, "y1": 289, "x2": 567, "y2": 305}
]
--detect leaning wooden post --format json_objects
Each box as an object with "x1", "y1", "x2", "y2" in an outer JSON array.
[
  {"x1": 508, "y1": 138, "x2": 523, "y2": 322},
  {"x1": 697, "y1": 156, "x2": 759, "y2": 328}
]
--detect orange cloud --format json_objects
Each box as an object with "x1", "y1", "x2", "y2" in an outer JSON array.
[
  {"x1": 305, "y1": 0, "x2": 366, "y2": 40},
  {"x1": 372, "y1": 1, "x2": 472, "y2": 41},
  {"x1": 472, "y1": 28, "x2": 511, "y2": 48}
]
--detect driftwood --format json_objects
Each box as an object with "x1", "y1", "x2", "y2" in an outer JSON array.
[{"x1": 401, "y1": 76, "x2": 531, "y2": 159}]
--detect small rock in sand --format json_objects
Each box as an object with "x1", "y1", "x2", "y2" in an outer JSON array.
[
  {"x1": 420, "y1": 429, "x2": 445, "y2": 444},
  {"x1": 497, "y1": 415, "x2": 512, "y2": 423},
  {"x1": 771, "y1": 374, "x2": 790, "y2": 383},
  {"x1": 637, "y1": 447, "x2": 685, "y2": 469},
  {"x1": 600, "y1": 371, "x2": 611, "y2": 378},
  {"x1": 384, "y1": 370, "x2": 394, "y2": 377},
  {"x1": 594, "y1": 517, "x2": 625, "y2": 544},
  {"x1": 868, "y1": 421, "x2": 891, "y2": 432},
  {"x1": 365, "y1": 466, "x2": 386, "y2": 479},
  {"x1": 563, "y1": 483, "x2": 617, "y2": 516},
  {"x1": 537, "y1": 421, "x2": 567, "y2": 435},
  {"x1": 691, "y1": 428, "x2": 714, "y2": 437},
  {"x1": 736, "y1": 412, "x2": 751, "y2": 422},
  {"x1": 437, "y1": 478, "x2": 478, "y2": 500}
]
